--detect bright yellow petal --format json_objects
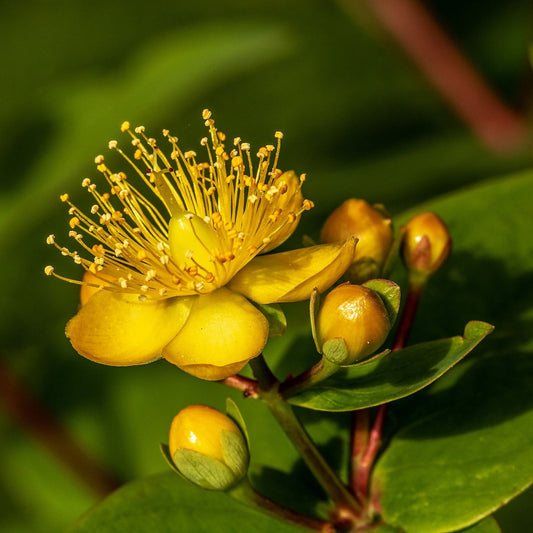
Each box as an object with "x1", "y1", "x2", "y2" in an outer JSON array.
[
  {"x1": 228, "y1": 238, "x2": 357, "y2": 304},
  {"x1": 66, "y1": 290, "x2": 194, "y2": 366},
  {"x1": 162, "y1": 287, "x2": 269, "y2": 381}
]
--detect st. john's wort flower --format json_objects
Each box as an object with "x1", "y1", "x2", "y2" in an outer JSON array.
[{"x1": 45, "y1": 110, "x2": 356, "y2": 380}]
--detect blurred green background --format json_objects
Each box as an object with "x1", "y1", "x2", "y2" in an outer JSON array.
[{"x1": 1, "y1": 1, "x2": 532, "y2": 531}]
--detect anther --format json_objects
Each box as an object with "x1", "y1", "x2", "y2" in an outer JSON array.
[
  {"x1": 60, "y1": 193, "x2": 69, "y2": 202},
  {"x1": 44, "y1": 266, "x2": 55, "y2": 276},
  {"x1": 121, "y1": 121, "x2": 130, "y2": 132},
  {"x1": 46, "y1": 235, "x2": 55, "y2": 245},
  {"x1": 108, "y1": 140, "x2": 118, "y2": 150},
  {"x1": 94, "y1": 155, "x2": 105, "y2": 164}
]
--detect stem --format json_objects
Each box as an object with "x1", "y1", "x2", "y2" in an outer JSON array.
[
  {"x1": 350, "y1": 410, "x2": 369, "y2": 502},
  {"x1": 280, "y1": 357, "x2": 340, "y2": 398},
  {"x1": 349, "y1": 276, "x2": 426, "y2": 500},
  {"x1": 230, "y1": 477, "x2": 334, "y2": 532},
  {"x1": 220, "y1": 374, "x2": 259, "y2": 399},
  {"x1": 391, "y1": 276, "x2": 425, "y2": 352},
  {"x1": 352, "y1": 405, "x2": 388, "y2": 502},
  {"x1": 341, "y1": 0, "x2": 527, "y2": 152},
  {"x1": 249, "y1": 356, "x2": 363, "y2": 522},
  {"x1": 0, "y1": 359, "x2": 122, "y2": 497}
]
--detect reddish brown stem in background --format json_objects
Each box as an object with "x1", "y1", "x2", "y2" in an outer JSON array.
[
  {"x1": 348, "y1": 0, "x2": 528, "y2": 152},
  {"x1": 0, "y1": 359, "x2": 122, "y2": 497}
]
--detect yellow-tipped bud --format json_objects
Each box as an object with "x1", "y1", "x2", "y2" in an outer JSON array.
[
  {"x1": 402, "y1": 212, "x2": 451, "y2": 276},
  {"x1": 168, "y1": 405, "x2": 249, "y2": 491},
  {"x1": 320, "y1": 199, "x2": 393, "y2": 283},
  {"x1": 317, "y1": 284, "x2": 391, "y2": 364}
]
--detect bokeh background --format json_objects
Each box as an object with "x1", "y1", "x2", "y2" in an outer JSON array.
[{"x1": 1, "y1": 1, "x2": 532, "y2": 531}]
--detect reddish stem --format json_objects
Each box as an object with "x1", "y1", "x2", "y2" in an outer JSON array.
[
  {"x1": 352, "y1": 404, "x2": 388, "y2": 502},
  {"x1": 0, "y1": 359, "x2": 122, "y2": 497},
  {"x1": 350, "y1": 279, "x2": 425, "y2": 501},
  {"x1": 355, "y1": 0, "x2": 528, "y2": 152},
  {"x1": 220, "y1": 374, "x2": 259, "y2": 398},
  {"x1": 391, "y1": 281, "x2": 423, "y2": 352},
  {"x1": 350, "y1": 409, "x2": 369, "y2": 502}
]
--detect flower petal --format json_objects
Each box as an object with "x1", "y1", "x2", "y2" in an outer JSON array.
[
  {"x1": 228, "y1": 238, "x2": 357, "y2": 304},
  {"x1": 66, "y1": 290, "x2": 194, "y2": 366},
  {"x1": 162, "y1": 287, "x2": 269, "y2": 381}
]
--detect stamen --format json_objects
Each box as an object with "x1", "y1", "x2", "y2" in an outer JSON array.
[{"x1": 48, "y1": 111, "x2": 310, "y2": 299}]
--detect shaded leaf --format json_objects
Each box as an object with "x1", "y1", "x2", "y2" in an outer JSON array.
[
  {"x1": 287, "y1": 321, "x2": 493, "y2": 411},
  {"x1": 459, "y1": 516, "x2": 501, "y2": 533},
  {"x1": 373, "y1": 346, "x2": 533, "y2": 533},
  {"x1": 69, "y1": 471, "x2": 307, "y2": 533}
]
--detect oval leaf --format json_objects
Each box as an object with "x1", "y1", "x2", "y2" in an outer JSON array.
[
  {"x1": 459, "y1": 516, "x2": 501, "y2": 533},
  {"x1": 69, "y1": 472, "x2": 307, "y2": 533},
  {"x1": 373, "y1": 347, "x2": 533, "y2": 533},
  {"x1": 286, "y1": 321, "x2": 493, "y2": 411}
]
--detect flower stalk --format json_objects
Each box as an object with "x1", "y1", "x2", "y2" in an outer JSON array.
[
  {"x1": 249, "y1": 356, "x2": 363, "y2": 525},
  {"x1": 229, "y1": 477, "x2": 334, "y2": 532}
]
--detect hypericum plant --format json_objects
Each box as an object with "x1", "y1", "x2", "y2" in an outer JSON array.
[{"x1": 47, "y1": 112, "x2": 522, "y2": 533}]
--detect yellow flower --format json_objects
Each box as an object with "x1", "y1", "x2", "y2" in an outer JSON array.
[{"x1": 45, "y1": 110, "x2": 356, "y2": 380}]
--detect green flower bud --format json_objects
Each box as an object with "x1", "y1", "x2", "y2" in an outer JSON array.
[
  {"x1": 402, "y1": 212, "x2": 451, "y2": 276},
  {"x1": 168, "y1": 405, "x2": 249, "y2": 491},
  {"x1": 317, "y1": 283, "x2": 391, "y2": 364},
  {"x1": 320, "y1": 199, "x2": 393, "y2": 283}
]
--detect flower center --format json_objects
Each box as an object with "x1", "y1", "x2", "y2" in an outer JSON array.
[{"x1": 45, "y1": 110, "x2": 314, "y2": 300}]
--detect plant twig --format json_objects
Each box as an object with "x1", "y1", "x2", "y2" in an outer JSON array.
[
  {"x1": 349, "y1": 276, "x2": 425, "y2": 500},
  {"x1": 0, "y1": 358, "x2": 122, "y2": 497},
  {"x1": 280, "y1": 357, "x2": 339, "y2": 398},
  {"x1": 249, "y1": 355, "x2": 364, "y2": 525},
  {"x1": 352, "y1": 404, "x2": 388, "y2": 502},
  {"x1": 230, "y1": 477, "x2": 335, "y2": 532},
  {"x1": 219, "y1": 374, "x2": 259, "y2": 399},
  {"x1": 342, "y1": 0, "x2": 528, "y2": 152}
]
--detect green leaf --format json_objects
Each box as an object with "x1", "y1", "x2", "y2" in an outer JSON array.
[
  {"x1": 373, "y1": 346, "x2": 533, "y2": 533},
  {"x1": 159, "y1": 443, "x2": 183, "y2": 477},
  {"x1": 225, "y1": 398, "x2": 250, "y2": 448},
  {"x1": 286, "y1": 321, "x2": 493, "y2": 411},
  {"x1": 254, "y1": 303, "x2": 287, "y2": 337},
  {"x1": 173, "y1": 449, "x2": 236, "y2": 491},
  {"x1": 459, "y1": 516, "x2": 501, "y2": 533},
  {"x1": 362, "y1": 279, "x2": 401, "y2": 326},
  {"x1": 69, "y1": 472, "x2": 306, "y2": 533}
]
